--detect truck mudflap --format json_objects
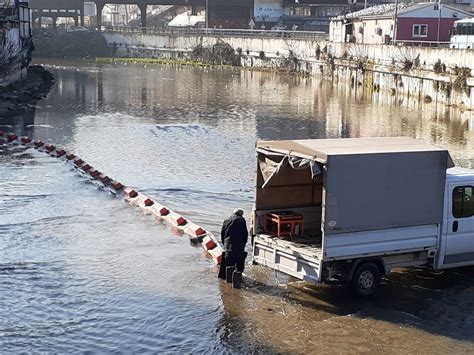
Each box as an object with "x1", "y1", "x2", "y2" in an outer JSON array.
[{"x1": 252, "y1": 235, "x2": 323, "y2": 283}]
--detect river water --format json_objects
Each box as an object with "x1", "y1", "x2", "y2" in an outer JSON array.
[{"x1": 1, "y1": 60, "x2": 474, "y2": 353}]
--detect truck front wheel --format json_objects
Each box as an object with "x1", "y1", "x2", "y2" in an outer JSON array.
[{"x1": 351, "y1": 262, "x2": 381, "y2": 297}]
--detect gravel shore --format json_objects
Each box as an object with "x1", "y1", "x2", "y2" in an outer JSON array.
[{"x1": 0, "y1": 66, "x2": 54, "y2": 117}]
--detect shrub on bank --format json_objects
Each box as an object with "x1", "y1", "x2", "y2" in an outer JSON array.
[{"x1": 190, "y1": 40, "x2": 241, "y2": 66}]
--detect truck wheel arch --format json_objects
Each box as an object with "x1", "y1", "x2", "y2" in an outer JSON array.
[{"x1": 348, "y1": 258, "x2": 386, "y2": 280}]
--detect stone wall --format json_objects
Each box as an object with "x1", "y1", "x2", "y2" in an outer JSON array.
[{"x1": 102, "y1": 31, "x2": 474, "y2": 108}]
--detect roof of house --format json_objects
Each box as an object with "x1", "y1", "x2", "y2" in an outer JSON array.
[
  {"x1": 331, "y1": 3, "x2": 408, "y2": 20},
  {"x1": 331, "y1": 2, "x2": 473, "y2": 21},
  {"x1": 454, "y1": 17, "x2": 474, "y2": 24},
  {"x1": 396, "y1": 2, "x2": 473, "y2": 16}
]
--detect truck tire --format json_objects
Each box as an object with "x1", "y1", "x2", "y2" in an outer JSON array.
[{"x1": 351, "y1": 262, "x2": 381, "y2": 297}]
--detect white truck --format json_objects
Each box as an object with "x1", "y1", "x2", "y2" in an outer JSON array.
[
  {"x1": 450, "y1": 18, "x2": 474, "y2": 49},
  {"x1": 251, "y1": 137, "x2": 474, "y2": 296}
]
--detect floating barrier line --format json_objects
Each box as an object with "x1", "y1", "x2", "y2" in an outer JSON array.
[{"x1": 0, "y1": 132, "x2": 223, "y2": 266}]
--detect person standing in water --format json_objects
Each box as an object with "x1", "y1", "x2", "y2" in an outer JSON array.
[{"x1": 219, "y1": 208, "x2": 248, "y2": 284}]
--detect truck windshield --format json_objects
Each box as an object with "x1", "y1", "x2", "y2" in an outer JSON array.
[{"x1": 455, "y1": 23, "x2": 474, "y2": 35}]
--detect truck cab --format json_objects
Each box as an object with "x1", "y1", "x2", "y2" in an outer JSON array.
[
  {"x1": 251, "y1": 138, "x2": 474, "y2": 296},
  {"x1": 437, "y1": 168, "x2": 474, "y2": 269}
]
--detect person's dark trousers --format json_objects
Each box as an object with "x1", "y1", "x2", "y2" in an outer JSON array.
[
  {"x1": 218, "y1": 251, "x2": 247, "y2": 278},
  {"x1": 226, "y1": 252, "x2": 245, "y2": 272}
]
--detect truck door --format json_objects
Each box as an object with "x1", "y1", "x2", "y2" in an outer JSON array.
[{"x1": 444, "y1": 185, "x2": 474, "y2": 266}]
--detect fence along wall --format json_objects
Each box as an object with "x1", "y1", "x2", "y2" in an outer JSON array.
[{"x1": 102, "y1": 31, "x2": 474, "y2": 108}]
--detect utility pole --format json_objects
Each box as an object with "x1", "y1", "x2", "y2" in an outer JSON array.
[
  {"x1": 436, "y1": 0, "x2": 441, "y2": 44},
  {"x1": 393, "y1": 0, "x2": 399, "y2": 44},
  {"x1": 205, "y1": 0, "x2": 208, "y2": 28}
]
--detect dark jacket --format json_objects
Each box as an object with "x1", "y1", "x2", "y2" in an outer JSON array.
[{"x1": 221, "y1": 213, "x2": 248, "y2": 255}]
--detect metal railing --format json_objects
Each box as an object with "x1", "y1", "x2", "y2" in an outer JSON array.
[
  {"x1": 104, "y1": 26, "x2": 329, "y2": 41},
  {"x1": 391, "y1": 40, "x2": 453, "y2": 48},
  {"x1": 393, "y1": 40, "x2": 474, "y2": 49}
]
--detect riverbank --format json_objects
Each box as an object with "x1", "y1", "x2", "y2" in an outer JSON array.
[
  {"x1": 101, "y1": 30, "x2": 474, "y2": 109},
  {"x1": 31, "y1": 29, "x2": 474, "y2": 109},
  {"x1": 96, "y1": 57, "x2": 235, "y2": 69},
  {"x1": 0, "y1": 66, "x2": 55, "y2": 116},
  {"x1": 95, "y1": 57, "x2": 305, "y2": 77}
]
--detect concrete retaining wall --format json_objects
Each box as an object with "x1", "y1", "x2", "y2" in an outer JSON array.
[{"x1": 102, "y1": 31, "x2": 474, "y2": 108}]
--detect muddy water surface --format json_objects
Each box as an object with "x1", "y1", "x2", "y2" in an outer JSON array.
[{"x1": 1, "y1": 60, "x2": 474, "y2": 353}]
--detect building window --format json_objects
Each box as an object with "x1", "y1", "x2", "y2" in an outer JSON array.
[
  {"x1": 453, "y1": 186, "x2": 474, "y2": 219},
  {"x1": 412, "y1": 24, "x2": 428, "y2": 37}
]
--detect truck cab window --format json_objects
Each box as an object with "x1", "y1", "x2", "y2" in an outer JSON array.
[{"x1": 453, "y1": 186, "x2": 473, "y2": 218}]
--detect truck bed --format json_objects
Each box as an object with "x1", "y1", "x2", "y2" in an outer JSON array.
[
  {"x1": 252, "y1": 234, "x2": 324, "y2": 283},
  {"x1": 253, "y1": 224, "x2": 440, "y2": 284}
]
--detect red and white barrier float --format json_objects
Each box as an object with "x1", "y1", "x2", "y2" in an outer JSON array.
[{"x1": 3, "y1": 133, "x2": 224, "y2": 266}]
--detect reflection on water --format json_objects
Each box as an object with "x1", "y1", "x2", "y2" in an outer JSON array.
[
  {"x1": 0, "y1": 59, "x2": 473, "y2": 352},
  {"x1": 28, "y1": 60, "x2": 474, "y2": 167},
  {"x1": 0, "y1": 107, "x2": 36, "y2": 137}
]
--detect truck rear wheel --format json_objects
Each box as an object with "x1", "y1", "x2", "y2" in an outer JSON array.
[{"x1": 351, "y1": 262, "x2": 381, "y2": 297}]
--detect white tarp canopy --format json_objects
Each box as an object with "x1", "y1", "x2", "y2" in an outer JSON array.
[{"x1": 168, "y1": 12, "x2": 205, "y2": 27}]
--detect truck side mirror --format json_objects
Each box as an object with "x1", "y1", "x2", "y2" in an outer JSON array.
[{"x1": 453, "y1": 220, "x2": 459, "y2": 233}]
